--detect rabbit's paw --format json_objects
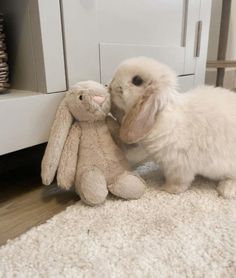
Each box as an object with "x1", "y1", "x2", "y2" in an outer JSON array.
[
  {"x1": 161, "y1": 183, "x2": 188, "y2": 194},
  {"x1": 217, "y1": 179, "x2": 236, "y2": 199}
]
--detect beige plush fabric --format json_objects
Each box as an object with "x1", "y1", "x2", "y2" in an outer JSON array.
[
  {"x1": 41, "y1": 81, "x2": 145, "y2": 206},
  {"x1": 1, "y1": 163, "x2": 236, "y2": 277}
]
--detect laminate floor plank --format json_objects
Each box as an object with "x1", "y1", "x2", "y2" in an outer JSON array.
[{"x1": 0, "y1": 166, "x2": 79, "y2": 246}]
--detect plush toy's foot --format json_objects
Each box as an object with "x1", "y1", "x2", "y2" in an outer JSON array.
[
  {"x1": 217, "y1": 179, "x2": 236, "y2": 199},
  {"x1": 108, "y1": 171, "x2": 145, "y2": 200},
  {"x1": 76, "y1": 167, "x2": 108, "y2": 206}
]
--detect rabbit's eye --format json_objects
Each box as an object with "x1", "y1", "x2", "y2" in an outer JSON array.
[
  {"x1": 79, "y1": 95, "x2": 83, "y2": 100},
  {"x1": 132, "y1": 75, "x2": 143, "y2": 86}
]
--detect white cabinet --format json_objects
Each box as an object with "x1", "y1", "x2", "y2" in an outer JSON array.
[
  {"x1": 0, "y1": 0, "x2": 66, "y2": 155},
  {"x1": 0, "y1": 0, "x2": 66, "y2": 93},
  {"x1": 62, "y1": 0, "x2": 211, "y2": 88},
  {"x1": 0, "y1": 0, "x2": 212, "y2": 154}
]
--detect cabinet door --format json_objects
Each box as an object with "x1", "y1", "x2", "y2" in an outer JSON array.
[{"x1": 62, "y1": 0, "x2": 201, "y2": 85}]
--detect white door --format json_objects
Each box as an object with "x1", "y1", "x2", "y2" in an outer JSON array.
[{"x1": 61, "y1": 0, "x2": 204, "y2": 87}]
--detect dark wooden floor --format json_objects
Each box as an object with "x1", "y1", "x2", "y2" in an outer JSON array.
[{"x1": 0, "y1": 146, "x2": 79, "y2": 246}]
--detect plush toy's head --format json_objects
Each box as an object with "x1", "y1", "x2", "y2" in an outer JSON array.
[{"x1": 65, "y1": 81, "x2": 110, "y2": 122}]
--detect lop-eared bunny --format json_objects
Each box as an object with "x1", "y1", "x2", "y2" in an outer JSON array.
[
  {"x1": 41, "y1": 81, "x2": 145, "y2": 206},
  {"x1": 109, "y1": 57, "x2": 236, "y2": 199}
]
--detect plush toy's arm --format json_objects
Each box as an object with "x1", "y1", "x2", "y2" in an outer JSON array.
[
  {"x1": 41, "y1": 100, "x2": 73, "y2": 185},
  {"x1": 57, "y1": 122, "x2": 81, "y2": 190},
  {"x1": 106, "y1": 115, "x2": 124, "y2": 149}
]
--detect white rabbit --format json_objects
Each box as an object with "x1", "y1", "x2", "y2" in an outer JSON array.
[{"x1": 109, "y1": 57, "x2": 236, "y2": 199}]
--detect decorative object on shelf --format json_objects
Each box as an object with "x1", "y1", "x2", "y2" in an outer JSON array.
[{"x1": 0, "y1": 13, "x2": 9, "y2": 93}]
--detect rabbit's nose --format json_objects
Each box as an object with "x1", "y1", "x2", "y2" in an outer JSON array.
[{"x1": 93, "y1": 95, "x2": 106, "y2": 105}]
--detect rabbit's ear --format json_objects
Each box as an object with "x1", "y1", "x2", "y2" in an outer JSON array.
[
  {"x1": 110, "y1": 101, "x2": 125, "y2": 125},
  {"x1": 41, "y1": 98, "x2": 73, "y2": 185},
  {"x1": 120, "y1": 87, "x2": 159, "y2": 144}
]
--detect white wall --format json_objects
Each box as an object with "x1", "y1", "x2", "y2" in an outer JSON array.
[{"x1": 205, "y1": 0, "x2": 236, "y2": 89}]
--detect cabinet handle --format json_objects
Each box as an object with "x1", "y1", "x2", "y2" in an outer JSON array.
[{"x1": 195, "y1": 20, "x2": 202, "y2": 57}]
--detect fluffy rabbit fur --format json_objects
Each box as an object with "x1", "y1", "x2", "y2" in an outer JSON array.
[{"x1": 109, "y1": 57, "x2": 236, "y2": 199}]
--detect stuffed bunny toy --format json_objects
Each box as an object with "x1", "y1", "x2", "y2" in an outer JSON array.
[
  {"x1": 41, "y1": 81, "x2": 145, "y2": 206},
  {"x1": 109, "y1": 56, "x2": 236, "y2": 199}
]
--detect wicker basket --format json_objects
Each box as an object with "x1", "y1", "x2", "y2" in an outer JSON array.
[{"x1": 0, "y1": 13, "x2": 9, "y2": 93}]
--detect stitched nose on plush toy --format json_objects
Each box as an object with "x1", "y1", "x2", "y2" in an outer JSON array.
[{"x1": 93, "y1": 95, "x2": 106, "y2": 105}]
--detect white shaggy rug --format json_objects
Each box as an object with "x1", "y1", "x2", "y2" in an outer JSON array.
[{"x1": 0, "y1": 163, "x2": 236, "y2": 278}]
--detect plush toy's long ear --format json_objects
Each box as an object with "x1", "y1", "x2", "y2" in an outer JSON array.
[
  {"x1": 57, "y1": 122, "x2": 81, "y2": 190},
  {"x1": 41, "y1": 98, "x2": 73, "y2": 185},
  {"x1": 120, "y1": 87, "x2": 159, "y2": 144}
]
